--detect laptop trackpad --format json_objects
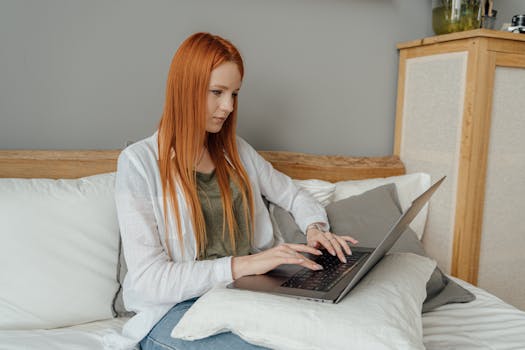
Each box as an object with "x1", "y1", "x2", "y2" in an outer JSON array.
[
  {"x1": 267, "y1": 264, "x2": 302, "y2": 277},
  {"x1": 228, "y1": 265, "x2": 301, "y2": 292},
  {"x1": 230, "y1": 274, "x2": 286, "y2": 292}
]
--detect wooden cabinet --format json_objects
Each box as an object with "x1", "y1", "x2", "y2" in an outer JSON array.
[{"x1": 394, "y1": 29, "x2": 525, "y2": 310}]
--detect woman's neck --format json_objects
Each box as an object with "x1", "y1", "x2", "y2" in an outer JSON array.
[{"x1": 195, "y1": 146, "x2": 215, "y2": 174}]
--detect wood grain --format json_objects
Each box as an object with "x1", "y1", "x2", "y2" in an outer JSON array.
[
  {"x1": 393, "y1": 49, "x2": 408, "y2": 157},
  {"x1": 0, "y1": 150, "x2": 405, "y2": 182},
  {"x1": 451, "y1": 38, "x2": 493, "y2": 283},
  {"x1": 397, "y1": 29, "x2": 525, "y2": 50},
  {"x1": 0, "y1": 150, "x2": 121, "y2": 179},
  {"x1": 258, "y1": 151, "x2": 405, "y2": 182}
]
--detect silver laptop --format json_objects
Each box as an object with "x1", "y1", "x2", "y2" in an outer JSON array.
[{"x1": 228, "y1": 176, "x2": 445, "y2": 303}]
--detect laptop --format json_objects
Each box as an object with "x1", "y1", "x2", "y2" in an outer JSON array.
[{"x1": 228, "y1": 176, "x2": 445, "y2": 303}]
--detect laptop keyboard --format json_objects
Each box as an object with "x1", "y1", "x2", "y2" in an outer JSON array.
[{"x1": 281, "y1": 251, "x2": 368, "y2": 292}]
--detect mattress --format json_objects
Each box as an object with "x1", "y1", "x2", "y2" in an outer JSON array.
[{"x1": 1, "y1": 278, "x2": 524, "y2": 350}]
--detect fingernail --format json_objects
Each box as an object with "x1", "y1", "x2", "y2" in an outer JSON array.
[
  {"x1": 316, "y1": 250, "x2": 322, "y2": 255},
  {"x1": 331, "y1": 251, "x2": 336, "y2": 256},
  {"x1": 316, "y1": 264, "x2": 323, "y2": 270},
  {"x1": 342, "y1": 257, "x2": 347, "y2": 263}
]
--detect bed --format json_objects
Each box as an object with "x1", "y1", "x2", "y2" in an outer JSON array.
[{"x1": 1, "y1": 149, "x2": 524, "y2": 350}]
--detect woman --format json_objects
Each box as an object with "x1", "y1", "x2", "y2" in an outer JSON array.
[{"x1": 114, "y1": 32, "x2": 357, "y2": 350}]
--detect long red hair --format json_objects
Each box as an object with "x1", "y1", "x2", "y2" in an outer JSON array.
[{"x1": 158, "y1": 32, "x2": 254, "y2": 259}]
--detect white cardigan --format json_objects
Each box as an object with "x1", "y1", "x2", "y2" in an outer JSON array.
[{"x1": 104, "y1": 131, "x2": 328, "y2": 349}]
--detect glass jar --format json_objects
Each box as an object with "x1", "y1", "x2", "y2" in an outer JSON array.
[{"x1": 432, "y1": 0, "x2": 481, "y2": 35}]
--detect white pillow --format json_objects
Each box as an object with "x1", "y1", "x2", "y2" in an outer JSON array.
[
  {"x1": 171, "y1": 252, "x2": 436, "y2": 350},
  {"x1": 334, "y1": 173, "x2": 431, "y2": 239},
  {"x1": 293, "y1": 179, "x2": 335, "y2": 207},
  {"x1": 0, "y1": 173, "x2": 120, "y2": 330}
]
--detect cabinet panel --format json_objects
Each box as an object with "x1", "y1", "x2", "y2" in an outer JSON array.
[
  {"x1": 479, "y1": 66, "x2": 525, "y2": 310},
  {"x1": 400, "y1": 52, "x2": 467, "y2": 272}
]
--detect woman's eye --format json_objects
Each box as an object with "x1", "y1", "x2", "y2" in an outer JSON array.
[
  {"x1": 232, "y1": 92, "x2": 238, "y2": 98},
  {"x1": 211, "y1": 90, "x2": 222, "y2": 96}
]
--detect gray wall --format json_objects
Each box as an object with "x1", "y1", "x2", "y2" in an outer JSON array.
[
  {"x1": 1, "y1": 1, "x2": 521, "y2": 156},
  {"x1": 493, "y1": 0, "x2": 525, "y2": 30}
]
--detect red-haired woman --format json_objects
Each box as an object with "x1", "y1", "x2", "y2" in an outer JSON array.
[{"x1": 112, "y1": 32, "x2": 357, "y2": 350}]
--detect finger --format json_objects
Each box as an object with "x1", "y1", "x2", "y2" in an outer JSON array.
[
  {"x1": 277, "y1": 247, "x2": 315, "y2": 267},
  {"x1": 281, "y1": 257, "x2": 308, "y2": 266},
  {"x1": 281, "y1": 247, "x2": 308, "y2": 260},
  {"x1": 324, "y1": 232, "x2": 342, "y2": 256},
  {"x1": 275, "y1": 247, "x2": 306, "y2": 261},
  {"x1": 316, "y1": 234, "x2": 336, "y2": 256},
  {"x1": 329, "y1": 236, "x2": 347, "y2": 263},
  {"x1": 335, "y1": 235, "x2": 352, "y2": 256},
  {"x1": 306, "y1": 240, "x2": 321, "y2": 249},
  {"x1": 275, "y1": 246, "x2": 303, "y2": 260},
  {"x1": 280, "y1": 255, "x2": 322, "y2": 270},
  {"x1": 338, "y1": 235, "x2": 359, "y2": 245},
  {"x1": 285, "y1": 243, "x2": 322, "y2": 256},
  {"x1": 277, "y1": 246, "x2": 323, "y2": 270},
  {"x1": 298, "y1": 256, "x2": 324, "y2": 271}
]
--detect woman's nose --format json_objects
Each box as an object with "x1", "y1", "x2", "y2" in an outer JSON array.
[{"x1": 220, "y1": 96, "x2": 234, "y2": 113}]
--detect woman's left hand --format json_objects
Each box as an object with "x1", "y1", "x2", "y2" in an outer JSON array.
[{"x1": 306, "y1": 227, "x2": 358, "y2": 264}]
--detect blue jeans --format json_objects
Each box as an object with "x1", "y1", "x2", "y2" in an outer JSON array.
[{"x1": 140, "y1": 298, "x2": 268, "y2": 350}]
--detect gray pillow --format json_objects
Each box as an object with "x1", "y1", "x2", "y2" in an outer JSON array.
[
  {"x1": 112, "y1": 238, "x2": 136, "y2": 318},
  {"x1": 271, "y1": 183, "x2": 474, "y2": 312}
]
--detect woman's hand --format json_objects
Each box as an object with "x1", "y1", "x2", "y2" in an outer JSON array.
[
  {"x1": 231, "y1": 243, "x2": 323, "y2": 280},
  {"x1": 306, "y1": 227, "x2": 358, "y2": 264}
]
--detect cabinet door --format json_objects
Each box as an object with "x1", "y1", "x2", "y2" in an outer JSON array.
[{"x1": 478, "y1": 53, "x2": 525, "y2": 310}]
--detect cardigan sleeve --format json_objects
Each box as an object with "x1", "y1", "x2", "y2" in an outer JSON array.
[{"x1": 115, "y1": 150, "x2": 233, "y2": 308}]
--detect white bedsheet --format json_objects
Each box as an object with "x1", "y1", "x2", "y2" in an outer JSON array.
[
  {"x1": 0, "y1": 317, "x2": 133, "y2": 350},
  {"x1": 1, "y1": 277, "x2": 524, "y2": 350},
  {"x1": 423, "y1": 277, "x2": 525, "y2": 350}
]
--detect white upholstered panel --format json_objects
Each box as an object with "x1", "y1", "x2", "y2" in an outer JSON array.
[
  {"x1": 478, "y1": 66, "x2": 525, "y2": 311},
  {"x1": 400, "y1": 52, "x2": 467, "y2": 273}
]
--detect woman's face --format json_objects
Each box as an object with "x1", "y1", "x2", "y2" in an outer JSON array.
[{"x1": 206, "y1": 62, "x2": 242, "y2": 134}]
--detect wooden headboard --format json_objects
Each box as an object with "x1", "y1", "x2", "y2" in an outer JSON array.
[{"x1": 0, "y1": 150, "x2": 405, "y2": 181}]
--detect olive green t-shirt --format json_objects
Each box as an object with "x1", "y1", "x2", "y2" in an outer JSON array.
[{"x1": 196, "y1": 171, "x2": 251, "y2": 260}]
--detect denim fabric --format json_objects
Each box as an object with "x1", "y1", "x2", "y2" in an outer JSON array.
[{"x1": 140, "y1": 298, "x2": 268, "y2": 350}]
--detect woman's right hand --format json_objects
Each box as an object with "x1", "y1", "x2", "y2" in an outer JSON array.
[{"x1": 231, "y1": 243, "x2": 324, "y2": 280}]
